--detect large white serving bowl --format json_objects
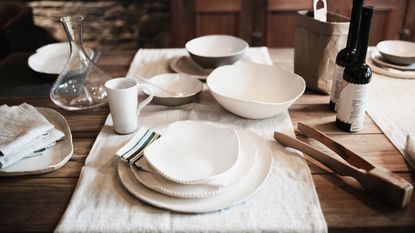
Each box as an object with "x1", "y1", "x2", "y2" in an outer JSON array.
[
  {"x1": 185, "y1": 35, "x2": 248, "y2": 68},
  {"x1": 207, "y1": 63, "x2": 306, "y2": 119}
]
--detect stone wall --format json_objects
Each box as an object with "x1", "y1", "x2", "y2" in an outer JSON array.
[{"x1": 27, "y1": 0, "x2": 170, "y2": 51}]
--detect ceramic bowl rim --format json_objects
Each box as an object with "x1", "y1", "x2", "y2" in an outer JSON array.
[
  {"x1": 206, "y1": 64, "x2": 306, "y2": 106},
  {"x1": 185, "y1": 35, "x2": 249, "y2": 58},
  {"x1": 376, "y1": 40, "x2": 415, "y2": 58},
  {"x1": 143, "y1": 73, "x2": 203, "y2": 99}
]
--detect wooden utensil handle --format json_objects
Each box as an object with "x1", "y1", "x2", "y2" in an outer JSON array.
[
  {"x1": 360, "y1": 167, "x2": 413, "y2": 208},
  {"x1": 298, "y1": 122, "x2": 375, "y2": 171},
  {"x1": 274, "y1": 131, "x2": 413, "y2": 208},
  {"x1": 274, "y1": 131, "x2": 364, "y2": 178}
]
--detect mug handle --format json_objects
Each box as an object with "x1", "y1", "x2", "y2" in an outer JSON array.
[{"x1": 137, "y1": 84, "x2": 154, "y2": 114}]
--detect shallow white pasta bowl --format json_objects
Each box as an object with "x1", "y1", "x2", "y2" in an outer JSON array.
[
  {"x1": 376, "y1": 40, "x2": 415, "y2": 65},
  {"x1": 144, "y1": 120, "x2": 240, "y2": 184},
  {"x1": 207, "y1": 63, "x2": 305, "y2": 119},
  {"x1": 142, "y1": 73, "x2": 203, "y2": 106}
]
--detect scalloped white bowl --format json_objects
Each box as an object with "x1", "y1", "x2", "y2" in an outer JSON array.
[
  {"x1": 207, "y1": 63, "x2": 305, "y2": 119},
  {"x1": 144, "y1": 121, "x2": 240, "y2": 184}
]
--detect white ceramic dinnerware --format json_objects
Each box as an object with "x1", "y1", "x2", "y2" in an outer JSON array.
[
  {"x1": 104, "y1": 78, "x2": 154, "y2": 134},
  {"x1": 131, "y1": 129, "x2": 256, "y2": 198},
  {"x1": 376, "y1": 40, "x2": 415, "y2": 65},
  {"x1": 366, "y1": 54, "x2": 415, "y2": 79},
  {"x1": 144, "y1": 121, "x2": 240, "y2": 184},
  {"x1": 117, "y1": 124, "x2": 273, "y2": 213},
  {"x1": 0, "y1": 107, "x2": 73, "y2": 176},
  {"x1": 142, "y1": 73, "x2": 203, "y2": 106},
  {"x1": 185, "y1": 35, "x2": 248, "y2": 68},
  {"x1": 169, "y1": 56, "x2": 212, "y2": 80},
  {"x1": 28, "y1": 42, "x2": 94, "y2": 74},
  {"x1": 207, "y1": 63, "x2": 306, "y2": 119},
  {"x1": 371, "y1": 48, "x2": 415, "y2": 71}
]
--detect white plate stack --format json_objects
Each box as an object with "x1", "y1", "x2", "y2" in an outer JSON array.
[
  {"x1": 368, "y1": 40, "x2": 415, "y2": 79},
  {"x1": 116, "y1": 120, "x2": 273, "y2": 213}
]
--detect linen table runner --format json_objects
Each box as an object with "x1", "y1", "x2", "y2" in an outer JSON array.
[
  {"x1": 367, "y1": 71, "x2": 415, "y2": 169},
  {"x1": 55, "y1": 48, "x2": 327, "y2": 233}
]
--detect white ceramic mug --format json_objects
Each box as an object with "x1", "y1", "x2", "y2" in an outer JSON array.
[{"x1": 105, "y1": 77, "x2": 154, "y2": 134}]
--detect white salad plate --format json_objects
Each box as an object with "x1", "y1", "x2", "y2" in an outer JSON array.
[
  {"x1": 144, "y1": 121, "x2": 240, "y2": 184},
  {"x1": 117, "y1": 125, "x2": 272, "y2": 213},
  {"x1": 28, "y1": 42, "x2": 94, "y2": 74},
  {"x1": 371, "y1": 48, "x2": 415, "y2": 71},
  {"x1": 367, "y1": 53, "x2": 415, "y2": 79},
  {"x1": 0, "y1": 107, "x2": 73, "y2": 176},
  {"x1": 131, "y1": 129, "x2": 256, "y2": 198},
  {"x1": 169, "y1": 56, "x2": 212, "y2": 80}
]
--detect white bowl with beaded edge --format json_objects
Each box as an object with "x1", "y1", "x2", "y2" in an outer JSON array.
[{"x1": 207, "y1": 63, "x2": 305, "y2": 119}]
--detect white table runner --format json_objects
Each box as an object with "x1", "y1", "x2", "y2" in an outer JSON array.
[
  {"x1": 55, "y1": 48, "x2": 327, "y2": 233},
  {"x1": 367, "y1": 71, "x2": 415, "y2": 169}
]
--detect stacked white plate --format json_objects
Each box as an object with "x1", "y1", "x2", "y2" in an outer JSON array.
[
  {"x1": 116, "y1": 120, "x2": 273, "y2": 213},
  {"x1": 368, "y1": 41, "x2": 415, "y2": 79}
]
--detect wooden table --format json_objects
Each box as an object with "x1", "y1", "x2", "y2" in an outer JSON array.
[{"x1": 0, "y1": 49, "x2": 414, "y2": 233}]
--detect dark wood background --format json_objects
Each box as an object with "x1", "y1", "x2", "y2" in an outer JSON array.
[{"x1": 171, "y1": 0, "x2": 415, "y2": 47}]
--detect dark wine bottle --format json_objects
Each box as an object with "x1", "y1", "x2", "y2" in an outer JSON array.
[
  {"x1": 336, "y1": 6, "x2": 374, "y2": 132},
  {"x1": 329, "y1": 0, "x2": 364, "y2": 111}
]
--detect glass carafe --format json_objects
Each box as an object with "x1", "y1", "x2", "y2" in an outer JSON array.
[{"x1": 50, "y1": 16, "x2": 111, "y2": 110}]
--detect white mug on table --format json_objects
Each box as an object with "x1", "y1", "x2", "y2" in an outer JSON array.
[{"x1": 104, "y1": 77, "x2": 153, "y2": 134}]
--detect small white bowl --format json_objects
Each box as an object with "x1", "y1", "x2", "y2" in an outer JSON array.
[
  {"x1": 144, "y1": 120, "x2": 240, "y2": 184},
  {"x1": 143, "y1": 74, "x2": 203, "y2": 106},
  {"x1": 185, "y1": 35, "x2": 248, "y2": 68},
  {"x1": 207, "y1": 63, "x2": 305, "y2": 119},
  {"x1": 376, "y1": 40, "x2": 415, "y2": 65}
]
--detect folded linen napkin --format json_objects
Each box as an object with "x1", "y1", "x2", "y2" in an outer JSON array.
[
  {"x1": 0, "y1": 103, "x2": 54, "y2": 156},
  {"x1": 0, "y1": 103, "x2": 64, "y2": 168},
  {"x1": 0, "y1": 128, "x2": 65, "y2": 168}
]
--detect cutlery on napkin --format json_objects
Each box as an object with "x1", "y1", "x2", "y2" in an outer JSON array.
[
  {"x1": 0, "y1": 103, "x2": 64, "y2": 168},
  {"x1": 274, "y1": 122, "x2": 413, "y2": 208}
]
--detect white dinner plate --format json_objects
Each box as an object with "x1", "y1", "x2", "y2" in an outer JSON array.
[
  {"x1": 169, "y1": 56, "x2": 212, "y2": 80},
  {"x1": 371, "y1": 48, "x2": 415, "y2": 71},
  {"x1": 131, "y1": 130, "x2": 257, "y2": 198},
  {"x1": 367, "y1": 55, "x2": 415, "y2": 79},
  {"x1": 28, "y1": 42, "x2": 94, "y2": 75},
  {"x1": 144, "y1": 121, "x2": 240, "y2": 184},
  {"x1": 117, "y1": 125, "x2": 273, "y2": 213},
  {"x1": 0, "y1": 107, "x2": 73, "y2": 176}
]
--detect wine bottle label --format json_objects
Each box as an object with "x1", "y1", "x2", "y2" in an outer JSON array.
[
  {"x1": 329, "y1": 65, "x2": 345, "y2": 111},
  {"x1": 336, "y1": 80, "x2": 370, "y2": 132}
]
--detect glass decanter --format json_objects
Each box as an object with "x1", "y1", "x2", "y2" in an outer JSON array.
[{"x1": 50, "y1": 16, "x2": 111, "y2": 110}]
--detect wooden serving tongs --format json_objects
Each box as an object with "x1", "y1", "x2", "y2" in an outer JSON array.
[{"x1": 274, "y1": 122, "x2": 413, "y2": 208}]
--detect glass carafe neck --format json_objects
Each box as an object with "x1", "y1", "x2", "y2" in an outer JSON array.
[{"x1": 60, "y1": 16, "x2": 84, "y2": 49}]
